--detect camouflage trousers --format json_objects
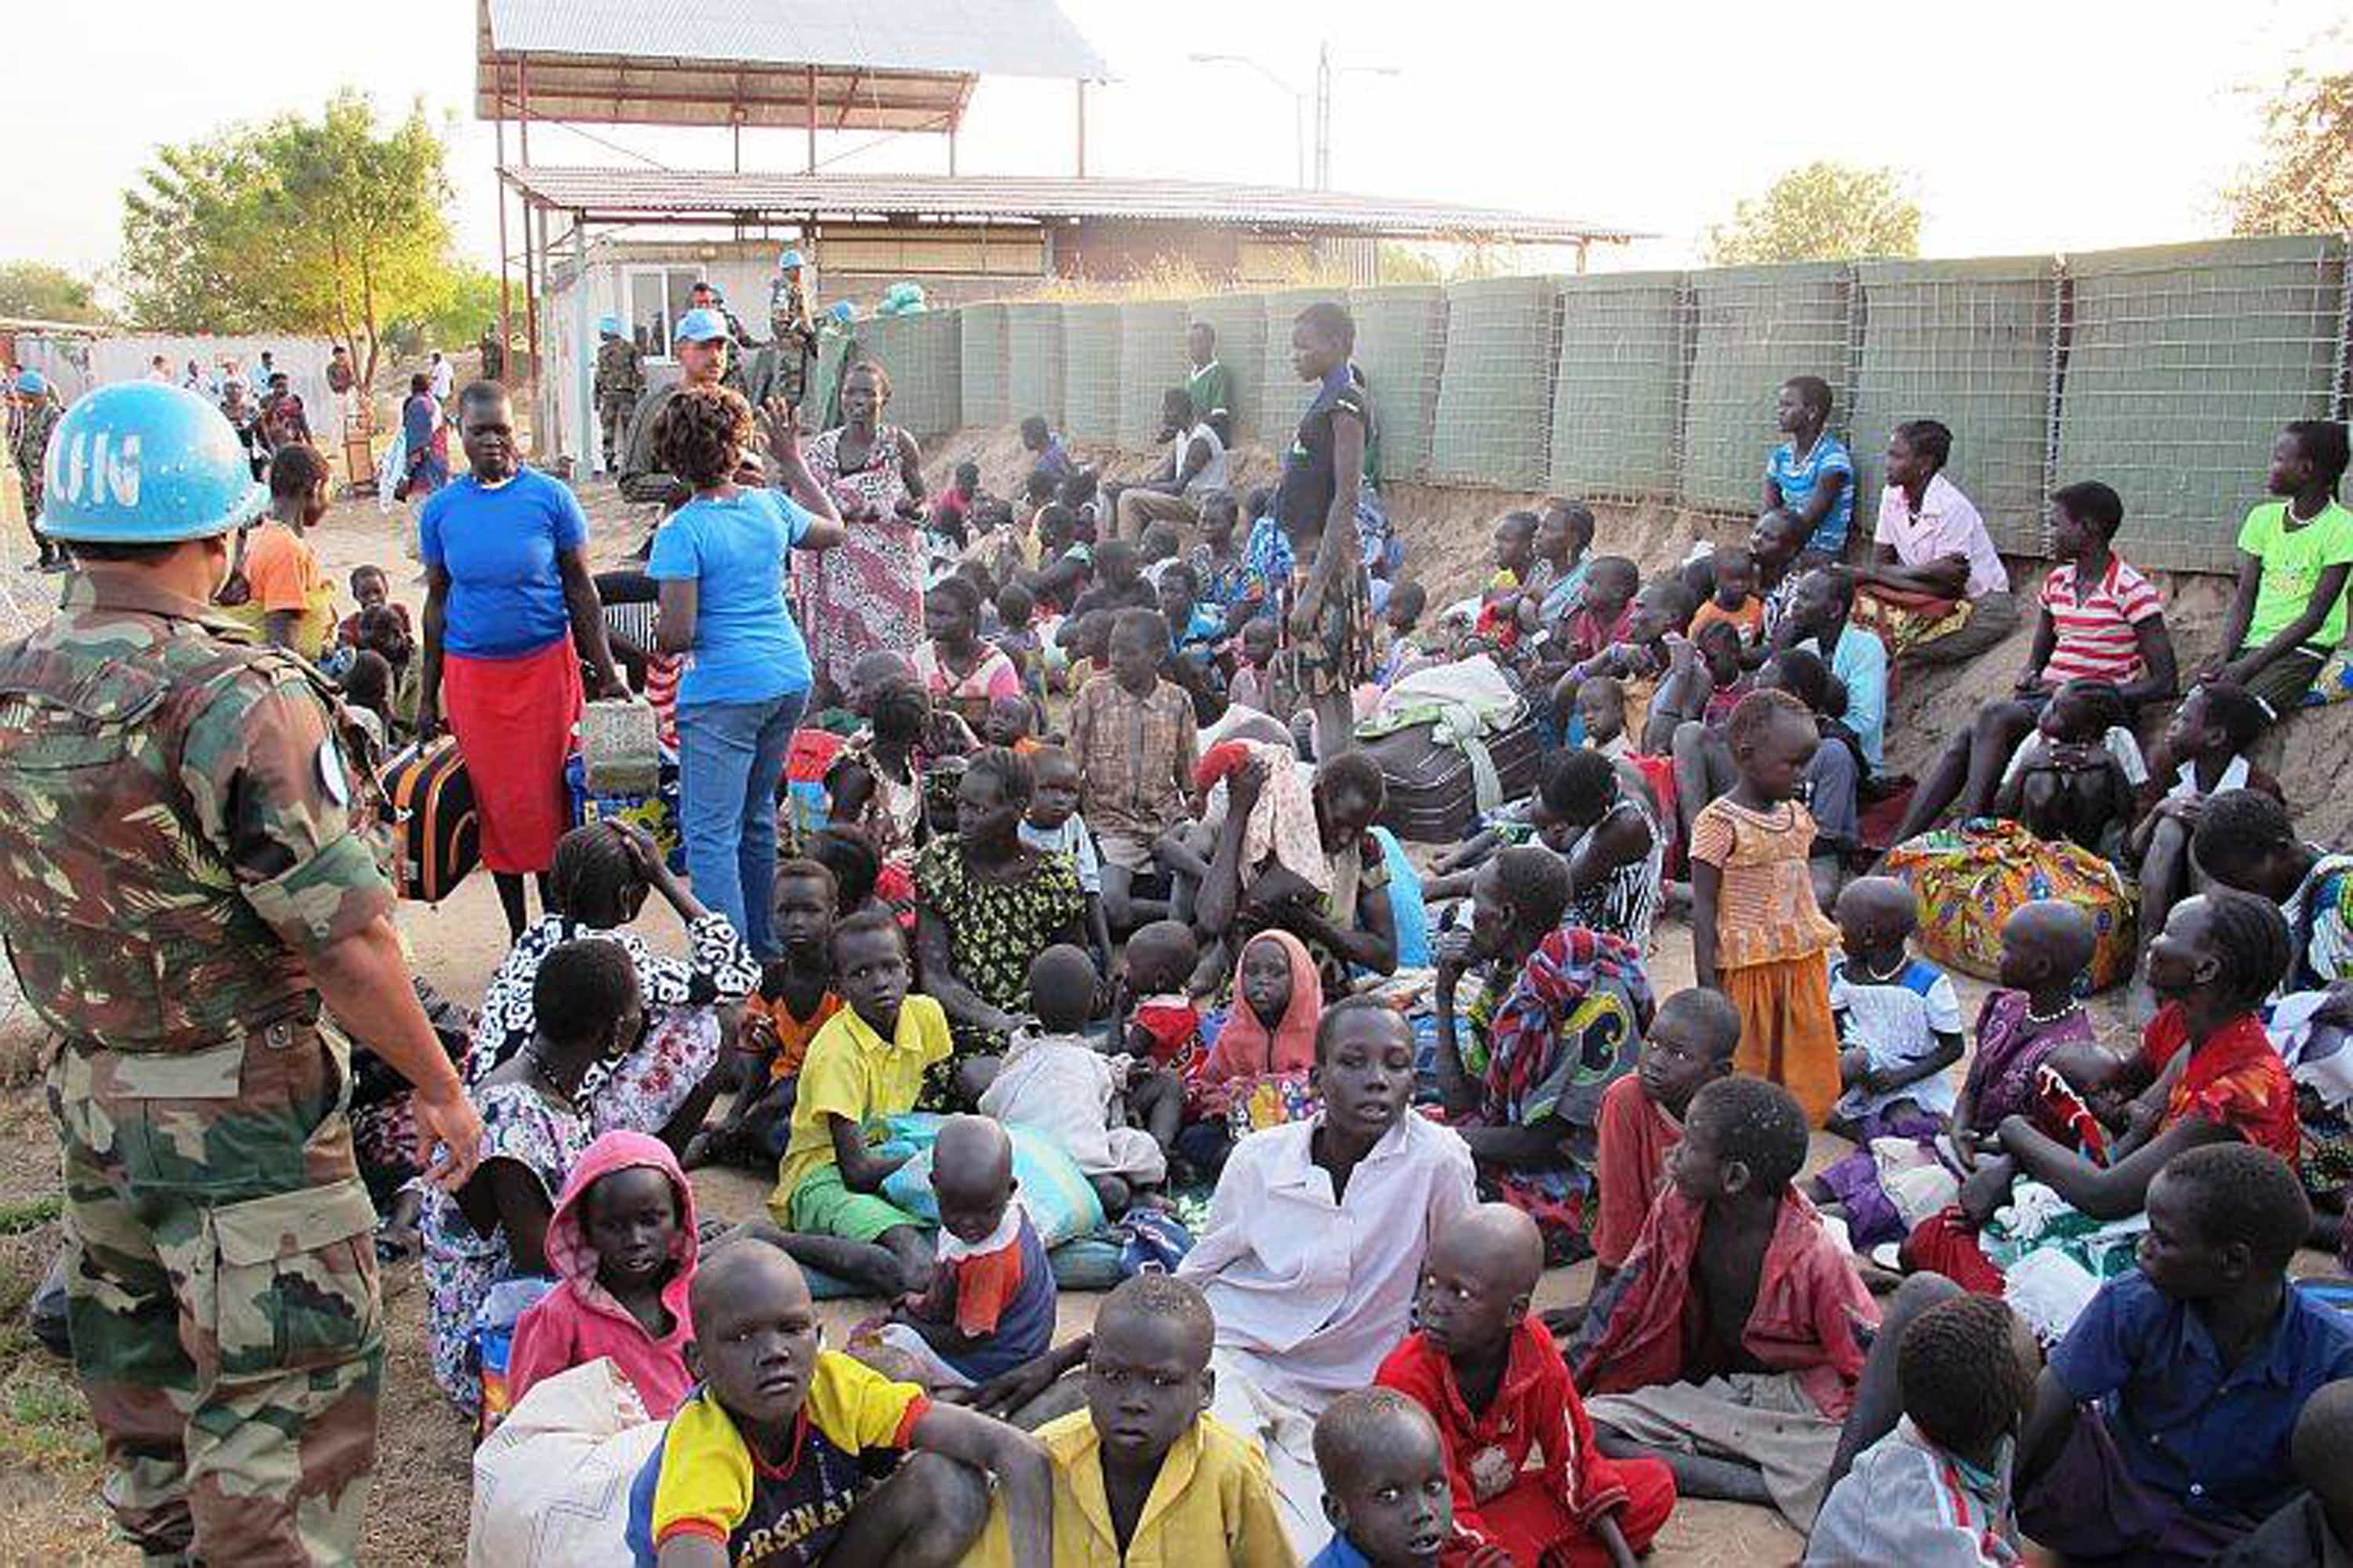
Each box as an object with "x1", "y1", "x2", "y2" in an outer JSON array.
[
  {"x1": 598, "y1": 396, "x2": 636, "y2": 471},
  {"x1": 48, "y1": 1020, "x2": 383, "y2": 1566}
]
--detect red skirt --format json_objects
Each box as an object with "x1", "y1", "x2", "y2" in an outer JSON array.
[{"x1": 442, "y1": 637, "x2": 582, "y2": 875}]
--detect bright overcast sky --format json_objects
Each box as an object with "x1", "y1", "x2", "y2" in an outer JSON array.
[{"x1": 5, "y1": 0, "x2": 2344, "y2": 289}]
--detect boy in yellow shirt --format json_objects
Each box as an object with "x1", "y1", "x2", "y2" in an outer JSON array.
[
  {"x1": 766, "y1": 908, "x2": 945, "y2": 1297},
  {"x1": 969, "y1": 1273, "x2": 1296, "y2": 1566}
]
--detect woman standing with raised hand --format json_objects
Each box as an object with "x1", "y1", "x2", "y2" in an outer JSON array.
[
  {"x1": 648, "y1": 384, "x2": 845, "y2": 958},
  {"x1": 418, "y1": 381, "x2": 629, "y2": 940}
]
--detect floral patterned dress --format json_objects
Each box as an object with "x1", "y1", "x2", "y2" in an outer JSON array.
[
  {"x1": 802, "y1": 422, "x2": 922, "y2": 696},
  {"x1": 420, "y1": 1079, "x2": 595, "y2": 1413},
  {"x1": 466, "y1": 911, "x2": 756, "y2": 1137},
  {"x1": 913, "y1": 836, "x2": 1086, "y2": 1100}
]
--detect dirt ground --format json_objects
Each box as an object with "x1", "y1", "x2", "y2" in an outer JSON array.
[{"x1": 0, "y1": 414, "x2": 2341, "y2": 1564}]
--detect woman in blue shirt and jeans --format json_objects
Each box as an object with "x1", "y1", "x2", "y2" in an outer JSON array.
[{"x1": 648, "y1": 387, "x2": 845, "y2": 957}]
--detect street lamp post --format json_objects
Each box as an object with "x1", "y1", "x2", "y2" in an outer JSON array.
[
  {"x1": 1187, "y1": 51, "x2": 1307, "y2": 188},
  {"x1": 1191, "y1": 42, "x2": 1399, "y2": 191}
]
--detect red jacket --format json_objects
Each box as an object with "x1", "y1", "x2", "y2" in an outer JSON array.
[
  {"x1": 1380, "y1": 1317, "x2": 1631, "y2": 1552},
  {"x1": 1570, "y1": 1187, "x2": 1878, "y2": 1421}
]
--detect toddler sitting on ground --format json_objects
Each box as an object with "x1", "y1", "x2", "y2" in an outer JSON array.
[
  {"x1": 978, "y1": 944, "x2": 1168, "y2": 1215},
  {"x1": 1820, "y1": 876, "x2": 1966, "y2": 1144}
]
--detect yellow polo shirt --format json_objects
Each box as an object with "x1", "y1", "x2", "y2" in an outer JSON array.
[
  {"x1": 772, "y1": 993, "x2": 950, "y2": 1210},
  {"x1": 962, "y1": 1409, "x2": 1296, "y2": 1567}
]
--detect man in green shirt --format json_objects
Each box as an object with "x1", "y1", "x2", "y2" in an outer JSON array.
[{"x1": 1185, "y1": 322, "x2": 1237, "y2": 448}]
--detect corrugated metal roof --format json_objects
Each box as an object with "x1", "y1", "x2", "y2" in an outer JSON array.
[
  {"x1": 484, "y1": 0, "x2": 1108, "y2": 81},
  {"x1": 501, "y1": 166, "x2": 1646, "y2": 244}
]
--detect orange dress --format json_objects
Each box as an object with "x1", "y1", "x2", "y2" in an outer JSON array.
[{"x1": 1689, "y1": 796, "x2": 1841, "y2": 1123}]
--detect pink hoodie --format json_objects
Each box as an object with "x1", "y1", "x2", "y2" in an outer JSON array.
[
  {"x1": 1196, "y1": 929, "x2": 1324, "y2": 1114},
  {"x1": 506, "y1": 1130, "x2": 700, "y2": 1420}
]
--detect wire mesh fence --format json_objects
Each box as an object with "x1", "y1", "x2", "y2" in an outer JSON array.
[
  {"x1": 2054, "y1": 236, "x2": 2348, "y2": 573},
  {"x1": 1350, "y1": 284, "x2": 1447, "y2": 485},
  {"x1": 860, "y1": 311, "x2": 962, "y2": 438},
  {"x1": 1431, "y1": 276, "x2": 1560, "y2": 490},
  {"x1": 959, "y1": 304, "x2": 1011, "y2": 427},
  {"x1": 1683, "y1": 262, "x2": 1856, "y2": 515},
  {"x1": 1849, "y1": 257, "x2": 2058, "y2": 552},
  {"x1": 1118, "y1": 301, "x2": 1191, "y2": 449},
  {"x1": 1062, "y1": 303, "x2": 1122, "y2": 443},
  {"x1": 1549, "y1": 270, "x2": 1686, "y2": 503},
  {"x1": 1006, "y1": 301, "x2": 1067, "y2": 432},
  {"x1": 1254, "y1": 287, "x2": 1345, "y2": 450},
  {"x1": 1187, "y1": 293, "x2": 1265, "y2": 442}
]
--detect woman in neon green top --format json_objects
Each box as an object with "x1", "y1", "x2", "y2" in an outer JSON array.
[{"x1": 2202, "y1": 420, "x2": 2353, "y2": 717}]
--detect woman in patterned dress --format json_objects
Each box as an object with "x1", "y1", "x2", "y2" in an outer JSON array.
[{"x1": 801, "y1": 361, "x2": 929, "y2": 700}]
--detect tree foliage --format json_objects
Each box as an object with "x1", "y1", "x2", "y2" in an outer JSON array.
[
  {"x1": 1704, "y1": 162, "x2": 1922, "y2": 267},
  {"x1": 2226, "y1": 67, "x2": 2353, "y2": 236},
  {"x1": 0, "y1": 261, "x2": 105, "y2": 325},
  {"x1": 118, "y1": 92, "x2": 461, "y2": 388}
]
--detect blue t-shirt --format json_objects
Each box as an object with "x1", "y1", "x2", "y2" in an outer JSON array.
[
  {"x1": 1766, "y1": 433, "x2": 1856, "y2": 555},
  {"x1": 417, "y1": 469, "x2": 588, "y2": 658},
  {"x1": 646, "y1": 487, "x2": 814, "y2": 707},
  {"x1": 2052, "y1": 1271, "x2": 2353, "y2": 1526}
]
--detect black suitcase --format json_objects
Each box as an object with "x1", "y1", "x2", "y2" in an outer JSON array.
[{"x1": 1366, "y1": 710, "x2": 1544, "y2": 842}]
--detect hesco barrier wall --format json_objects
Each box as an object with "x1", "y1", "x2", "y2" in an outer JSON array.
[
  {"x1": 1432, "y1": 276, "x2": 1561, "y2": 490},
  {"x1": 1187, "y1": 293, "x2": 1264, "y2": 438},
  {"x1": 1351, "y1": 284, "x2": 1447, "y2": 484},
  {"x1": 855, "y1": 235, "x2": 2353, "y2": 574},
  {"x1": 1684, "y1": 262, "x2": 1854, "y2": 513},
  {"x1": 1850, "y1": 257, "x2": 2057, "y2": 551},
  {"x1": 1255, "y1": 287, "x2": 1337, "y2": 450},
  {"x1": 1550, "y1": 271, "x2": 1686, "y2": 501},
  {"x1": 959, "y1": 304, "x2": 1010, "y2": 427},
  {"x1": 1119, "y1": 301, "x2": 1191, "y2": 449},
  {"x1": 1062, "y1": 304, "x2": 1122, "y2": 443},
  {"x1": 1006, "y1": 302, "x2": 1067, "y2": 430},
  {"x1": 2054, "y1": 236, "x2": 2347, "y2": 572},
  {"x1": 860, "y1": 310, "x2": 961, "y2": 438}
]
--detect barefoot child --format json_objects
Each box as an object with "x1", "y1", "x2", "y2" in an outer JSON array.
[
  {"x1": 868, "y1": 1115, "x2": 1058, "y2": 1392},
  {"x1": 627, "y1": 1235, "x2": 1053, "y2": 1566},
  {"x1": 1806, "y1": 1294, "x2": 2042, "y2": 1566},
  {"x1": 1574, "y1": 1077, "x2": 1880, "y2": 1530},
  {"x1": 980, "y1": 945, "x2": 1169, "y2": 1213},
  {"x1": 967, "y1": 1273, "x2": 1295, "y2": 1566},
  {"x1": 507, "y1": 1130, "x2": 700, "y2": 1418},
  {"x1": 1379, "y1": 1204, "x2": 1676, "y2": 1566},
  {"x1": 689, "y1": 860, "x2": 842, "y2": 1171},
  {"x1": 1589, "y1": 989, "x2": 1742, "y2": 1289},
  {"x1": 1071, "y1": 608, "x2": 1200, "y2": 931},
  {"x1": 2014, "y1": 1144, "x2": 2353, "y2": 1566},
  {"x1": 1689, "y1": 689, "x2": 1843, "y2": 1125},
  {"x1": 767, "y1": 910, "x2": 945, "y2": 1297},
  {"x1": 1821, "y1": 876, "x2": 1966, "y2": 1143},
  {"x1": 1179, "y1": 1000, "x2": 1477, "y2": 1554},
  {"x1": 1307, "y1": 1390, "x2": 1482, "y2": 1568},
  {"x1": 1117, "y1": 919, "x2": 1205, "y2": 1159}
]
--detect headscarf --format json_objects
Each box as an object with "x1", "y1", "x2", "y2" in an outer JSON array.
[
  {"x1": 1479, "y1": 926, "x2": 1653, "y2": 1129},
  {"x1": 1198, "y1": 929, "x2": 1323, "y2": 1111}
]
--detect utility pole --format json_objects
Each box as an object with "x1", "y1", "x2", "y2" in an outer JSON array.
[{"x1": 1315, "y1": 42, "x2": 1331, "y2": 191}]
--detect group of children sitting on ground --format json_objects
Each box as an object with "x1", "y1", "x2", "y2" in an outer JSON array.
[{"x1": 423, "y1": 367, "x2": 2353, "y2": 1567}]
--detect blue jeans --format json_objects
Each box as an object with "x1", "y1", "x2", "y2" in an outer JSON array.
[{"x1": 676, "y1": 689, "x2": 806, "y2": 958}]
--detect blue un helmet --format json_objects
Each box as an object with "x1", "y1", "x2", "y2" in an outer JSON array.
[
  {"x1": 13, "y1": 369, "x2": 44, "y2": 396},
  {"x1": 36, "y1": 382, "x2": 266, "y2": 544},
  {"x1": 674, "y1": 307, "x2": 730, "y2": 344},
  {"x1": 598, "y1": 314, "x2": 623, "y2": 337},
  {"x1": 779, "y1": 248, "x2": 806, "y2": 271}
]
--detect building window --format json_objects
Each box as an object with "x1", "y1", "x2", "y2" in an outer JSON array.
[{"x1": 624, "y1": 267, "x2": 703, "y2": 361}]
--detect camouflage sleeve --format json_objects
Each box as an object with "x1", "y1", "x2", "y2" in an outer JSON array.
[
  {"x1": 180, "y1": 667, "x2": 396, "y2": 956},
  {"x1": 616, "y1": 387, "x2": 689, "y2": 508}
]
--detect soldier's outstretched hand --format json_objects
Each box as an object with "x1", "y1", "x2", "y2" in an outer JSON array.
[{"x1": 412, "y1": 1082, "x2": 485, "y2": 1191}]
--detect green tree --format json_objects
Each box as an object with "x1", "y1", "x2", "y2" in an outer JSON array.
[
  {"x1": 1704, "y1": 162, "x2": 1922, "y2": 267},
  {"x1": 0, "y1": 261, "x2": 106, "y2": 325},
  {"x1": 119, "y1": 92, "x2": 463, "y2": 388},
  {"x1": 2226, "y1": 67, "x2": 2353, "y2": 235}
]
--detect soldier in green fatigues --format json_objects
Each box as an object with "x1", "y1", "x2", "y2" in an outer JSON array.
[
  {"x1": 616, "y1": 306, "x2": 740, "y2": 511},
  {"x1": 0, "y1": 382, "x2": 485, "y2": 1565},
  {"x1": 9, "y1": 369, "x2": 63, "y2": 571},
  {"x1": 591, "y1": 315, "x2": 643, "y2": 476}
]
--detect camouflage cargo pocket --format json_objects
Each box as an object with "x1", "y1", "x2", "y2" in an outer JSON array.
[{"x1": 202, "y1": 1177, "x2": 380, "y2": 1380}]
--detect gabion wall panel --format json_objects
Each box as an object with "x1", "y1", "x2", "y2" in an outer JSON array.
[
  {"x1": 959, "y1": 304, "x2": 1010, "y2": 427},
  {"x1": 1548, "y1": 271, "x2": 1686, "y2": 501},
  {"x1": 1062, "y1": 303, "x2": 1122, "y2": 443},
  {"x1": 1006, "y1": 301, "x2": 1066, "y2": 431},
  {"x1": 1683, "y1": 262, "x2": 1853, "y2": 513},
  {"x1": 1431, "y1": 275, "x2": 1561, "y2": 489},
  {"x1": 1348, "y1": 284, "x2": 1448, "y2": 485}
]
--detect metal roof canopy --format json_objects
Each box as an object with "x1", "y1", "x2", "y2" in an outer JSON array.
[
  {"x1": 501, "y1": 166, "x2": 1646, "y2": 246},
  {"x1": 475, "y1": 0, "x2": 1107, "y2": 132}
]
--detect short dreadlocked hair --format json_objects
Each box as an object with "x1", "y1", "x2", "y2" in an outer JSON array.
[
  {"x1": 1686, "y1": 1076, "x2": 1808, "y2": 1192},
  {"x1": 1898, "y1": 1294, "x2": 2036, "y2": 1456},
  {"x1": 1492, "y1": 844, "x2": 1572, "y2": 933},
  {"x1": 2156, "y1": 1143, "x2": 2311, "y2": 1274}
]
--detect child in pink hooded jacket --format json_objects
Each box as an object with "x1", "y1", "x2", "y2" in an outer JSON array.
[{"x1": 506, "y1": 1130, "x2": 700, "y2": 1419}]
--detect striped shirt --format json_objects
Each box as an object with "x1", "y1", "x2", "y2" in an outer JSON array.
[
  {"x1": 1570, "y1": 791, "x2": 1665, "y2": 956},
  {"x1": 2038, "y1": 555, "x2": 2162, "y2": 685}
]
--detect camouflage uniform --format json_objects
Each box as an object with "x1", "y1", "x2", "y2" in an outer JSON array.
[
  {"x1": 0, "y1": 572, "x2": 393, "y2": 1564},
  {"x1": 591, "y1": 333, "x2": 644, "y2": 473},
  {"x1": 12, "y1": 391, "x2": 60, "y2": 534}
]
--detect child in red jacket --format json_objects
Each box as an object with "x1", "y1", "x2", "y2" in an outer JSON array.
[{"x1": 1379, "y1": 1203, "x2": 1675, "y2": 1566}]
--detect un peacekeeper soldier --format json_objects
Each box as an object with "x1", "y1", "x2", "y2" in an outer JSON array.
[
  {"x1": 591, "y1": 314, "x2": 644, "y2": 475},
  {"x1": 615, "y1": 305, "x2": 740, "y2": 510},
  {"x1": 0, "y1": 381, "x2": 486, "y2": 1564}
]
